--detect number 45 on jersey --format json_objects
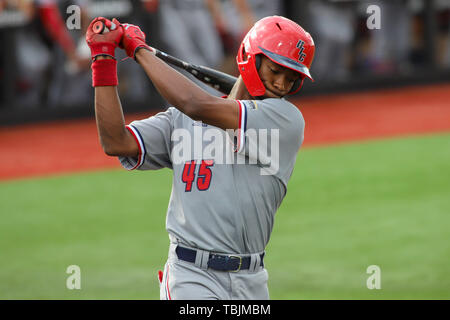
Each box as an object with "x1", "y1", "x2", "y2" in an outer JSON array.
[{"x1": 182, "y1": 160, "x2": 214, "y2": 192}]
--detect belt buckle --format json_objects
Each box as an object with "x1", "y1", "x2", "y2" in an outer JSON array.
[{"x1": 229, "y1": 255, "x2": 242, "y2": 272}]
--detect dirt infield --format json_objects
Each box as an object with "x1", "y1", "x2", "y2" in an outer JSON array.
[{"x1": 1, "y1": 83, "x2": 449, "y2": 181}]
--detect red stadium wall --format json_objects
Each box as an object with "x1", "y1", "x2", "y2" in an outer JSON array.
[{"x1": 1, "y1": 83, "x2": 449, "y2": 181}]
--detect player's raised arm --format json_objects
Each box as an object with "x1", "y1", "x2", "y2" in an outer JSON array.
[
  {"x1": 86, "y1": 17, "x2": 138, "y2": 157},
  {"x1": 118, "y1": 22, "x2": 240, "y2": 131}
]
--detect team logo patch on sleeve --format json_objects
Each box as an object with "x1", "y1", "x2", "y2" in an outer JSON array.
[
  {"x1": 247, "y1": 101, "x2": 258, "y2": 110},
  {"x1": 192, "y1": 121, "x2": 208, "y2": 127}
]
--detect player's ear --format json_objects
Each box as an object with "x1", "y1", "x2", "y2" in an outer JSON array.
[{"x1": 255, "y1": 55, "x2": 261, "y2": 70}]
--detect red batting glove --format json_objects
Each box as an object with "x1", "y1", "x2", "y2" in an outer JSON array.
[
  {"x1": 86, "y1": 17, "x2": 123, "y2": 87},
  {"x1": 119, "y1": 22, "x2": 153, "y2": 59},
  {"x1": 86, "y1": 17, "x2": 123, "y2": 59}
]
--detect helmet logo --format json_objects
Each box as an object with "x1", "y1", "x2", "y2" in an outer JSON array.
[{"x1": 296, "y1": 40, "x2": 306, "y2": 62}]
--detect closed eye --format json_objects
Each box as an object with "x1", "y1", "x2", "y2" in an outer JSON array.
[
  {"x1": 270, "y1": 67, "x2": 280, "y2": 74},
  {"x1": 270, "y1": 68, "x2": 296, "y2": 83}
]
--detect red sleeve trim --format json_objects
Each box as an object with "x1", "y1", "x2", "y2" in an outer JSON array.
[
  {"x1": 234, "y1": 100, "x2": 247, "y2": 153},
  {"x1": 125, "y1": 125, "x2": 145, "y2": 170}
]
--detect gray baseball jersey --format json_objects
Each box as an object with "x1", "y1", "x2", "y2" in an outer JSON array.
[{"x1": 119, "y1": 98, "x2": 304, "y2": 255}]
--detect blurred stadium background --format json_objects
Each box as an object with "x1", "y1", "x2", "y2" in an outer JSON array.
[{"x1": 0, "y1": 0, "x2": 449, "y2": 299}]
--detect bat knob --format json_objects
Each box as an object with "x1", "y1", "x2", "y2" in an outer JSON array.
[{"x1": 93, "y1": 21, "x2": 105, "y2": 34}]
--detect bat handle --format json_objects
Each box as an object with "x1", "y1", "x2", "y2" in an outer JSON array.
[{"x1": 92, "y1": 20, "x2": 117, "y2": 34}]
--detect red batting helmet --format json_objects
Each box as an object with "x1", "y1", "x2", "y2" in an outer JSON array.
[{"x1": 236, "y1": 16, "x2": 315, "y2": 96}]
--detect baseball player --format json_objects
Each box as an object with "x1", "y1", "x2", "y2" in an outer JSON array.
[{"x1": 86, "y1": 15, "x2": 314, "y2": 299}]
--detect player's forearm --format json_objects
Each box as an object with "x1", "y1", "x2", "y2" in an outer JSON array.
[
  {"x1": 94, "y1": 86, "x2": 137, "y2": 157},
  {"x1": 86, "y1": 18, "x2": 138, "y2": 157},
  {"x1": 135, "y1": 49, "x2": 215, "y2": 120}
]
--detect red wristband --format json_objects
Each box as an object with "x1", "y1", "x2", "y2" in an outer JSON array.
[{"x1": 91, "y1": 58, "x2": 118, "y2": 87}]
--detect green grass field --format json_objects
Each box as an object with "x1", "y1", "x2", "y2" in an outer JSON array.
[{"x1": 1, "y1": 133, "x2": 449, "y2": 299}]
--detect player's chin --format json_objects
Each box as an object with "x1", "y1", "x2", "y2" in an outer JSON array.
[{"x1": 263, "y1": 88, "x2": 284, "y2": 99}]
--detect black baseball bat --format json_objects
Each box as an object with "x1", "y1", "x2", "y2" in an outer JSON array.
[
  {"x1": 92, "y1": 20, "x2": 237, "y2": 94},
  {"x1": 152, "y1": 48, "x2": 237, "y2": 94}
]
